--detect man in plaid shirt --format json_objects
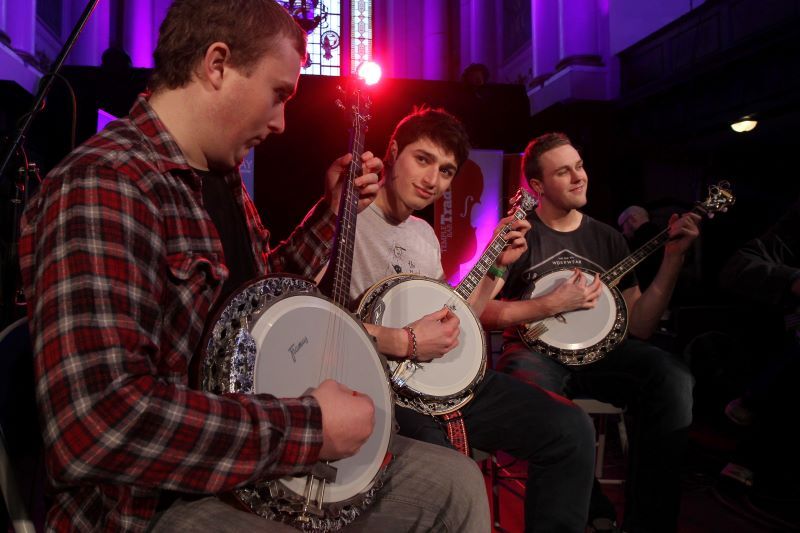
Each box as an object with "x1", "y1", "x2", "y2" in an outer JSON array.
[{"x1": 18, "y1": 1, "x2": 489, "y2": 531}]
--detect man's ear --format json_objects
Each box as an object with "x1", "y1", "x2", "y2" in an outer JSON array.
[
  {"x1": 388, "y1": 140, "x2": 398, "y2": 165},
  {"x1": 529, "y1": 178, "x2": 543, "y2": 196},
  {"x1": 200, "y1": 42, "x2": 231, "y2": 89}
]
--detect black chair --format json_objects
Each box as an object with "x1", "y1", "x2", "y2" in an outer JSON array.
[{"x1": 0, "y1": 318, "x2": 42, "y2": 533}]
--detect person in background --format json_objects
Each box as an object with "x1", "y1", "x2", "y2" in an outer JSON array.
[
  {"x1": 618, "y1": 205, "x2": 661, "y2": 289},
  {"x1": 718, "y1": 197, "x2": 800, "y2": 505}
]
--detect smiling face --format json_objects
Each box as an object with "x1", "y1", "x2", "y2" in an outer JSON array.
[
  {"x1": 380, "y1": 137, "x2": 459, "y2": 220},
  {"x1": 529, "y1": 143, "x2": 588, "y2": 212},
  {"x1": 208, "y1": 38, "x2": 302, "y2": 170}
]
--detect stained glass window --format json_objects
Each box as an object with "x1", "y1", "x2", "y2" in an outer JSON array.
[
  {"x1": 301, "y1": 1, "x2": 342, "y2": 76},
  {"x1": 350, "y1": 0, "x2": 372, "y2": 74},
  {"x1": 279, "y1": 1, "x2": 372, "y2": 77}
]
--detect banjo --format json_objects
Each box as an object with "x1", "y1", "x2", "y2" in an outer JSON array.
[
  {"x1": 198, "y1": 84, "x2": 393, "y2": 530},
  {"x1": 358, "y1": 188, "x2": 537, "y2": 415},
  {"x1": 518, "y1": 181, "x2": 735, "y2": 366}
]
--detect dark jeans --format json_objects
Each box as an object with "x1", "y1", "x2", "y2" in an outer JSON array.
[
  {"x1": 395, "y1": 370, "x2": 596, "y2": 533},
  {"x1": 498, "y1": 338, "x2": 694, "y2": 533}
]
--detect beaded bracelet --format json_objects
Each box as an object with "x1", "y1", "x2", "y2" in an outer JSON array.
[
  {"x1": 402, "y1": 325, "x2": 418, "y2": 362},
  {"x1": 487, "y1": 264, "x2": 507, "y2": 279}
]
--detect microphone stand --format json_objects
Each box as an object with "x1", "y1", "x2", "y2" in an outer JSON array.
[{"x1": 0, "y1": 0, "x2": 101, "y2": 326}]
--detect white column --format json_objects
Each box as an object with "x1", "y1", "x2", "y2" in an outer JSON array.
[
  {"x1": 6, "y1": 0, "x2": 35, "y2": 55},
  {"x1": 459, "y1": 0, "x2": 470, "y2": 74},
  {"x1": 468, "y1": 0, "x2": 497, "y2": 73},
  {"x1": 381, "y1": 0, "x2": 406, "y2": 78},
  {"x1": 124, "y1": 0, "x2": 154, "y2": 68},
  {"x1": 0, "y1": 0, "x2": 7, "y2": 36},
  {"x1": 531, "y1": 0, "x2": 559, "y2": 80},
  {"x1": 405, "y1": 0, "x2": 424, "y2": 80},
  {"x1": 66, "y1": 0, "x2": 110, "y2": 66},
  {"x1": 422, "y1": 0, "x2": 448, "y2": 80},
  {"x1": 557, "y1": 0, "x2": 600, "y2": 67}
]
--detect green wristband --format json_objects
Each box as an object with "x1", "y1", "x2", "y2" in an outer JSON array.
[{"x1": 487, "y1": 264, "x2": 506, "y2": 279}]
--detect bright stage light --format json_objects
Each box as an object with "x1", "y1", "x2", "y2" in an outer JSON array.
[
  {"x1": 730, "y1": 118, "x2": 757, "y2": 133},
  {"x1": 357, "y1": 62, "x2": 382, "y2": 85}
]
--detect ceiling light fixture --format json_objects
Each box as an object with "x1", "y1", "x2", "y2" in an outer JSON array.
[{"x1": 730, "y1": 116, "x2": 757, "y2": 133}]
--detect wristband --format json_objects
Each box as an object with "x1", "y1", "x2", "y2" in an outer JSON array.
[
  {"x1": 403, "y1": 325, "x2": 418, "y2": 362},
  {"x1": 487, "y1": 264, "x2": 507, "y2": 279}
]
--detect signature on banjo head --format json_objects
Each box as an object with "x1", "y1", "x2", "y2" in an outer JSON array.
[{"x1": 287, "y1": 336, "x2": 309, "y2": 363}]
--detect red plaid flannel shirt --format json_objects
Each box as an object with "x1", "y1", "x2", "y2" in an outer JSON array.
[{"x1": 18, "y1": 96, "x2": 336, "y2": 532}]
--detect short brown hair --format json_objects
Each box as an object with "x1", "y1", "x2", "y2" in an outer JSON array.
[
  {"x1": 150, "y1": 0, "x2": 307, "y2": 91},
  {"x1": 385, "y1": 106, "x2": 471, "y2": 172},
  {"x1": 521, "y1": 132, "x2": 572, "y2": 181}
]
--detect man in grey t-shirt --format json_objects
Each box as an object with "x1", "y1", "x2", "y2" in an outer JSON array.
[{"x1": 348, "y1": 107, "x2": 598, "y2": 532}]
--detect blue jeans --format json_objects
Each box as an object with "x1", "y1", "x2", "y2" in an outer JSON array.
[
  {"x1": 498, "y1": 338, "x2": 694, "y2": 533},
  {"x1": 396, "y1": 370, "x2": 596, "y2": 533}
]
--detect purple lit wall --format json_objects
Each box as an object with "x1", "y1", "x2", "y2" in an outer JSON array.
[
  {"x1": 423, "y1": 0, "x2": 448, "y2": 80},
  {"x1": 56, "y1": 0, "x2": 171, "y2": 68},
  {"x1": 5, "y1": 0, "x2": 36, "y2": 55},
  {"x1": 2, "y1": 0, "x2": 710, "y2": 102},
  {"x1": 609, "y1": 0, "x2": 705, "y2": 55},
  {"x1": 124, "y1": 0, "x2": 154, "y2": 68},
  {"x1": 66, "y1": 0, "x2": 110, "y2": 66},
  {"x1": 122, "y1": 0, "x2": 172, "y2": 68}
]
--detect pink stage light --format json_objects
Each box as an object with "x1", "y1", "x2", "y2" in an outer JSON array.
[{"x1": 357, "y1": 61, "x2": 382, "y2": 85}]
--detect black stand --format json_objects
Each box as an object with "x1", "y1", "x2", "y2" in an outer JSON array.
[{"x1": 0, "y1": 0, "x2": 101, "y2": 327}]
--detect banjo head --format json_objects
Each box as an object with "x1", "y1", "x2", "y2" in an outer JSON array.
[
  {"x1": 250, "y1": 294, "x2": 393, "y2": 505},
  {"x1": 521, "y1": 268, "x2": 627, "y2": 366},
  {"x1": 358, "y1": 274, "x2": 486, "y2": 409},
  {"x1": 201, "y1": 274, "x2": 393, "y2": 527}
]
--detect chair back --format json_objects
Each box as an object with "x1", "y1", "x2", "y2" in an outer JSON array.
[{"x1": 1, "y1": 318, "x2": 43, "y2": 533}]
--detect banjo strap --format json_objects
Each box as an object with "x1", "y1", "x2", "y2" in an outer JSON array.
[{"x1": 441, "y1": 410, "x2": 470, "y2": 456}]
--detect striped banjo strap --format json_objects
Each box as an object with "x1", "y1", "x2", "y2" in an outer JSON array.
[{"x1": 441, "y1": 410, "x2": 470, "y2": 456}]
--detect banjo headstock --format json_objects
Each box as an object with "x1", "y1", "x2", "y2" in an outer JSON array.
[
  {"x1": 509, "y1": 188, "x2": 538, "y2": 219},
  {"x1": 336, "y1": 83, "x2": 372, "y2": 134},
  {"x1": 696, "y1": 181, "x2": 735, "y2": 219}
]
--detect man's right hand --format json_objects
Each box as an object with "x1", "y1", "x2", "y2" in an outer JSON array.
[
  {"x1": 545, "y1": 268, "x2": 602, "y2": 314},
  {"x1": 310, "y1": 379, "x2": 375, "y2": 461},
  {"x1": 408, "y1": 307, "x2": 461, "y2": 361}
]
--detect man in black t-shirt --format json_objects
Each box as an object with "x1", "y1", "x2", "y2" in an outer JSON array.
[{"x1": 480, "y1": 133, "x2": 701, "y2": 533}]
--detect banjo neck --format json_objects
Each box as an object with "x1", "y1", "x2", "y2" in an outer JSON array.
[
  {"x1": 454, "y1": 198, "x2": 532, "y2": 301},
  {"x1": 602, "y1": 198, "x2": 726, "y2": 287},
  {"x1": 601, "y1": 226, "x2": 672, "y2": 288},
  {"x1": 318, "y1": 88, "x2": 370, "y2": 307}
]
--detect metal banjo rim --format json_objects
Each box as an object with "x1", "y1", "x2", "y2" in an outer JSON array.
[
  {"x1": 356, "y1": 273, "x2": 487, "y2": 415},
  {"x1": 517, "y1": 267, "x2": 629, "y2": 367},
  {"x1": 198, "y1": 273, "x2": 395, "y2": 530}
]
